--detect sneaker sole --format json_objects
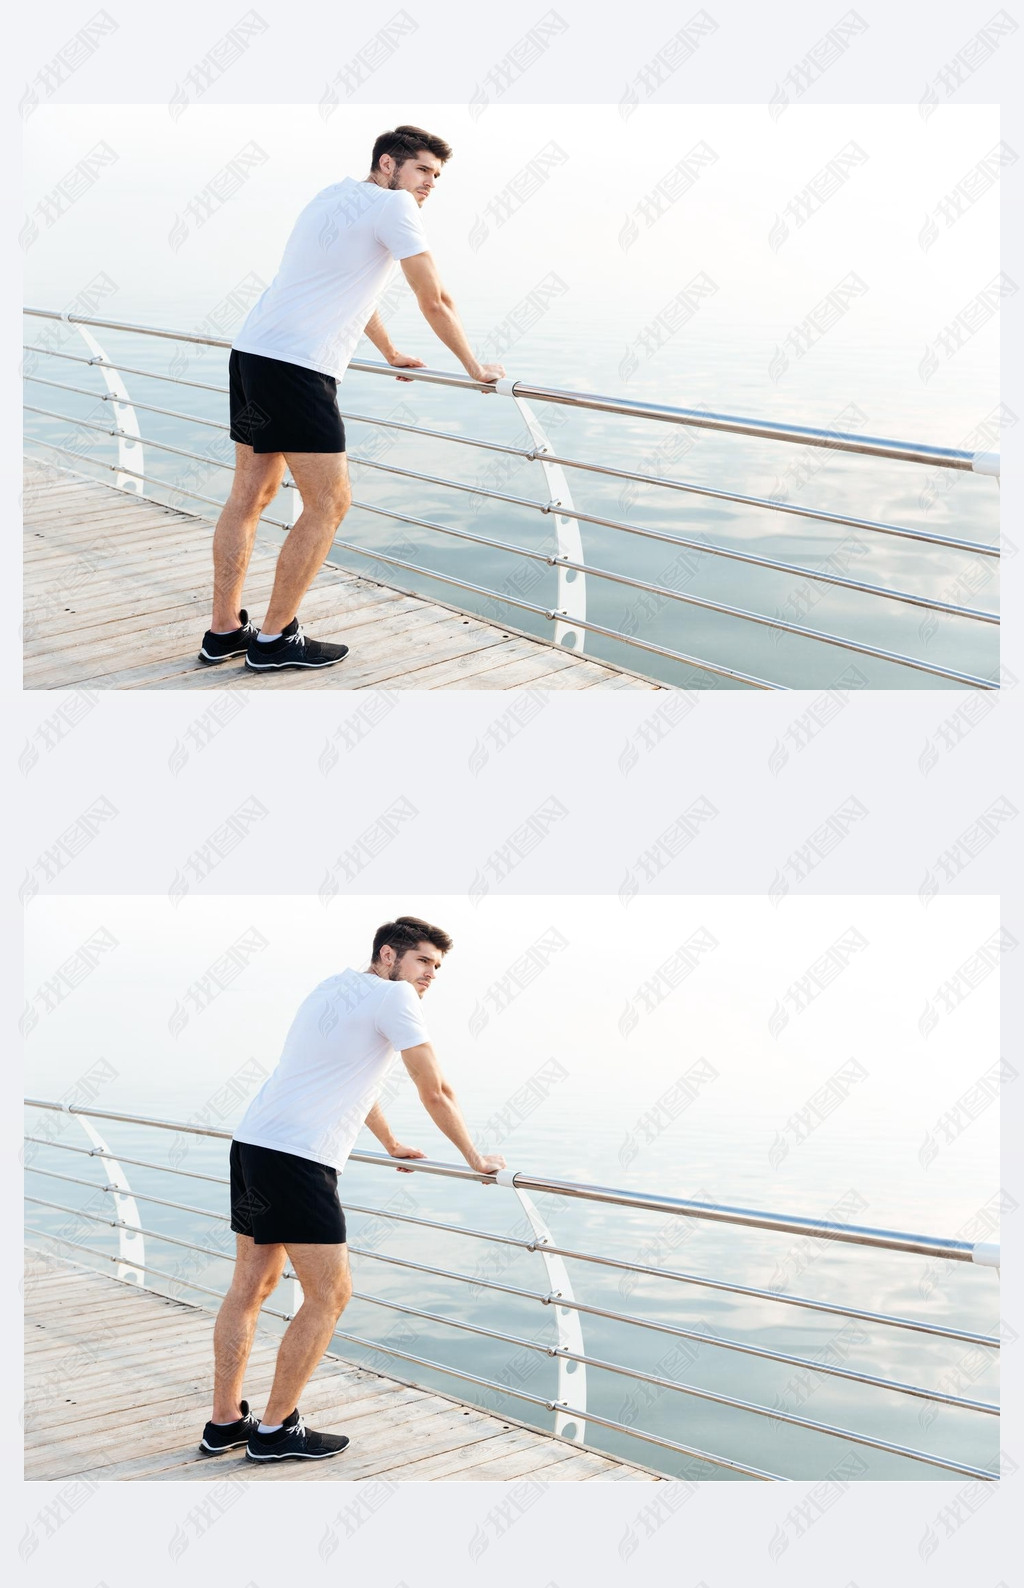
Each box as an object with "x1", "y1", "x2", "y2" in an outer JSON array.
[
  {"x1": 197, "y1": 646, "x2": 250, "y2": 664},
  {"x1": 245, "y1": 1440, "x2": 350, "y2": 1462},
  {"x1": 244, "y1": 653, "x2": 349, "y2": 671},
  {"x1": 199, "y1": 1435, "x2": 252, "y2": 1453}
]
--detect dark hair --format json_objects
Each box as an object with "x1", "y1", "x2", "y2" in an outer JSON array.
[
  {"x1": 371, "y1": 914, "x2": 453, "y2": 963},
  {"x1": 370, "y1": 124, "x2": 452, "y2": 173}
]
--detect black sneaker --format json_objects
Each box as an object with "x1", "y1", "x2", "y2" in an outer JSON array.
[
  {"x1": 198, "y1": 610, "x2": 257, "y2": 664},
  {"x1": 245, "y1": 1408, "x2": 350, "y2": 1462},
  {"x1": 199, "y1": 1400, "x2": 259, "y2": 1453},
  {"x1": 245, "y1": 619, "x2": 349, "y2": 672}
]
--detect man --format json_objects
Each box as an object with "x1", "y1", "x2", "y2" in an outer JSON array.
[
  {"x1": 198, "y1": 124, "x2": 506, "y2": 673},
  {"x1": 198, "y1": 915, "x2": 506, "y2": 1464}
]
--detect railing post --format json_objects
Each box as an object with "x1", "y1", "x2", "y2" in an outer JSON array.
[
  {"x1": 497, "y1": 381, "x2": 587, "y2": 653},
  {"x1": 495, "y1": 1169, "x2": 587, "y2": 1440},
  {"x1": 65, "y1": 315, "x2": 145, "y2": 495},
  {"x1": 71, "y1": 1111, "x2": 145, "y2": 1285}
]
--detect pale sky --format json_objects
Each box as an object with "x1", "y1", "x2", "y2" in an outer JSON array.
[
  {"x1": 22, "y1": 103, "x2": 1001, "y2": 429},
  {"x1": 24, "y1": 893, "x2": 1000, "y2": 1230}
]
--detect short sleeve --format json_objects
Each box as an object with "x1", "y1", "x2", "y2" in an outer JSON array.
[
  {"x1": 373, "y1": 190, "x2": 430, "y2": 261},
  {"x1": 375, "y1": 981, "x2": 431, "y2": 1051}
]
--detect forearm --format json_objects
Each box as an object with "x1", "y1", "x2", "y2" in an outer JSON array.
[
  {"x1": 363, "y1": 1101, "x2": 398, "y2": 1153},
  {"x1": 417, "y1": 298, "x2": 482, "y2": 378},
  {"x1": 419, "y1": 1085, "x2": 484, "y2": 1169},
  {"x1": 363, "y1": 310, "x2": 397, "y2": 361}
]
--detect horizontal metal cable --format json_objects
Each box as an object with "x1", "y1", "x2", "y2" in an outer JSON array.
[
  {"x1": 30, "y1": 398, "x2": 992, "y2": 629},
  {"x1": 24, "y1": 1184, "x2": 995, "y2": 1413},
  {"x1": 24, "y1": 1232, "x2": 239, "y2": 1309},
  {"x1": 22, "y1": 442, "x2": 780, "y2": 689},
  {"x1": 23, "y1": 343, "x2": 229, "y2": 395},
  {"x1": 329, "y1": 1320, "x2": 991, "y2": 1480},
  {"x1": 326, "y1": 1323, "x2": 778, "y2": 1479},
  {"x1": 25, "y1": 1229, "x2": 992, "y2": 1481},
  {"x1": 22, "y1": 1138, "x2": 993, "y2": 1346},
  {"x1": 295, "y1": 1190, "x2": 1000, "y2": 1349},
  {"x1": 25, "y1": 347, "x2": 992, "y2": 554},
  {"x1": 33, "y1": 430, "x2": 994, "y2": 687},
  {"x1": 349, "y1": 1246, "x2": 996, "y2": 1413},
  {"x1": 314, "y1": 527, "x2": 782, "y2": 688},
  {"x1": 338, "y1": 407, "x2": 999, "y2": 557},
  {"x1": 24, "y1": 1196, "x2": 237, "y2": 1264},
  {"x1": 24, "y1": 376, "x2": 228, "y2": 431},
  {"x1": 23, "y1": 1235, "x2": 719, "y2": 1484},
  {"x1": 30, "y1": 416, "x2": 992, "y2": 684},
  {"x1": 23, "y1": 1135, "x2": 231, "y2": 1188},
  {"x1": 24, "y1": 1098, "x2": 996, "y2": 1262},
  {"x1": 25, "y1": 1164, "x2": 230, "y2": 1223},
  {"x1": 354, "y1": 1288, "x2": 997, "y2": 1443},
  {"x1": 24, "y1": 440, "x2": 238, "y2": 517},
  {"x1": 21, "y1": 310, "x2": 996, "y2": 472},
  {"x1": 338, "y1": 502, "x2": 996, "y2": 689},
  {"x1": 350, "y1": 453, "x2": 1000, "y2": 623},
  {"x1": 25, "y1": 1181, "x2": 990, "y2": 1416}
]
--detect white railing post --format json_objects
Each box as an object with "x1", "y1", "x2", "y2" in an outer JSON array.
[
  {"x1": 70, "y1": 1110, "x2": 145, "y2": 1285},
  {"x1": 495, "y1": 1168, "x2": 587, "y2": 1441},
  {"x1": 65, "y1": 315, "x2": 145, "y2": 495}
]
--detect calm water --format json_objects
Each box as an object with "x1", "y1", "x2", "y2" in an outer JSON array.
[
  {"x1": 22, "y1": 296, "x2": 1000, "y2": 691},
  {"x1": 24, "y1": 1085, "x2": 1000, "y2": 1482}
]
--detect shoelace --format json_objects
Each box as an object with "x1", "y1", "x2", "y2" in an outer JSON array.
[{"x1": 292, "y1": 1413, "x2": 307, "y2": 1442}]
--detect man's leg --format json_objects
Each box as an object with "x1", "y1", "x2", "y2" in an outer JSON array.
[
  {"x1": 260, "y1": 1242, "x2": 352, "y2": 1425},
  {"x1": 259, "y1": 452, "x2": 351, "y2": 637},
  {"x1": 211, "y1": 1235, "x2": 287, "y2": 1421},
  {"x1": 211, "y1": 445, "x2": 287, "y2": 631}
]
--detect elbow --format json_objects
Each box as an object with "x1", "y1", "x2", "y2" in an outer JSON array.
[
  {"x1": 419, "y1": 1086, "x2": 446, "y2": 1109},
  {"x1": 417, "y1": 293, "x2": 446, "y2": 316}
]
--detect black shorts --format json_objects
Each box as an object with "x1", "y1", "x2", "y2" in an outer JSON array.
[
  {"x1": 228, "y1": 349, "x2": 347, "y2": 454},
  {"x1": 229, "y1": 1140, "x2": 347, "y2": 1245}
]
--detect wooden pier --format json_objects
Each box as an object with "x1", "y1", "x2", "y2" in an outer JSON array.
[
  {"x1": 23, "y1": 459, "x2": 661, "y2": 692},
  {"x1": 24, "y1": 1250, "x2": 662, "y2": 1483}
]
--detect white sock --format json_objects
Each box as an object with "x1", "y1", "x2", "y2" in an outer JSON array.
[
  {"x1": 212, "y1": 624, "x2": 241, "y2": 635},
  {"x1": 257, "y1": 631, "x2": 283, "y2": 644},
  {"x1": 212, "y1": 1415, "x2": 242, "y2": 1425},
  {"x1": 257, "y1": 1420, "x2": 283, "y2": 1434}
]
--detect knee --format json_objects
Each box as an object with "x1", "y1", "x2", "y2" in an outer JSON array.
[
  {"x1": 309, "y1": 1272, "x2": 351, "y2": 1318},
  {"x1": 309, "y1": 482, "x2": 350, "y2": 527}
]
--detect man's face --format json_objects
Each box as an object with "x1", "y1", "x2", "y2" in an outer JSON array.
[
  {"x1": 381, "y1": 150, "x2": 442, "y2": 206},
  {"x1": 388, "y1": 941, "x2": 443, "y2": 996}
]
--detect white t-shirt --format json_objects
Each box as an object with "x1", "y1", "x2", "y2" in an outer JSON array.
[
  {"x1": 232, "y1": 177, "x2": 429, "y2": 381},
  {"x1": 234, "y1": 969, "x2": 430, "y2": 1171}
]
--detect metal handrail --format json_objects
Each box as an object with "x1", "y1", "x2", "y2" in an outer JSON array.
[
  {"x1": 22, "y1": 308, "x2": 1001, "y2": 473},
  {"x1": 23, "y1": 1166, "x2": 997, "y2": 1415},
  {"x1": 21, "y1": 1133, "x2": 999, "y2": 1347},
  {"x1": 23, "y1": 308, "x2": 1001, "y2": 692},
  {"x1": 23, "y1": 359, "x2": 1000, "y2": 558},
  {"x1": 24, "y1": 1101, "x2": 1000, "y2": 1481},
  {"x1": 23, "y1": 1100, "x2": 999, "y2": 1264}
]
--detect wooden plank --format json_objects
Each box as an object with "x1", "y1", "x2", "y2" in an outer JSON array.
[
  {"x1": 25, "y1": 1368, "x2": 423, "y2": 1480},
  {"x1": 23, "y1": 460, "x2": 663, "y2": 692}
]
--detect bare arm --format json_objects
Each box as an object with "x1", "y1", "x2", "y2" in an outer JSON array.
[
  {"x1": 362, "y1": 310, "x2": 398, "y2": 361},
  {"x1": 363, "y1": 1100, "x2": 425, "y2": 1171},
  {"x1": 401, "y1": 1042, "x2": 506, "y2": 1174},
  {"x1": 400, "y1": 252, "x2": 506, "y2": 386},
  {"x1": 362, "y1": 309, "x2": 425, "y2": 381}
]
